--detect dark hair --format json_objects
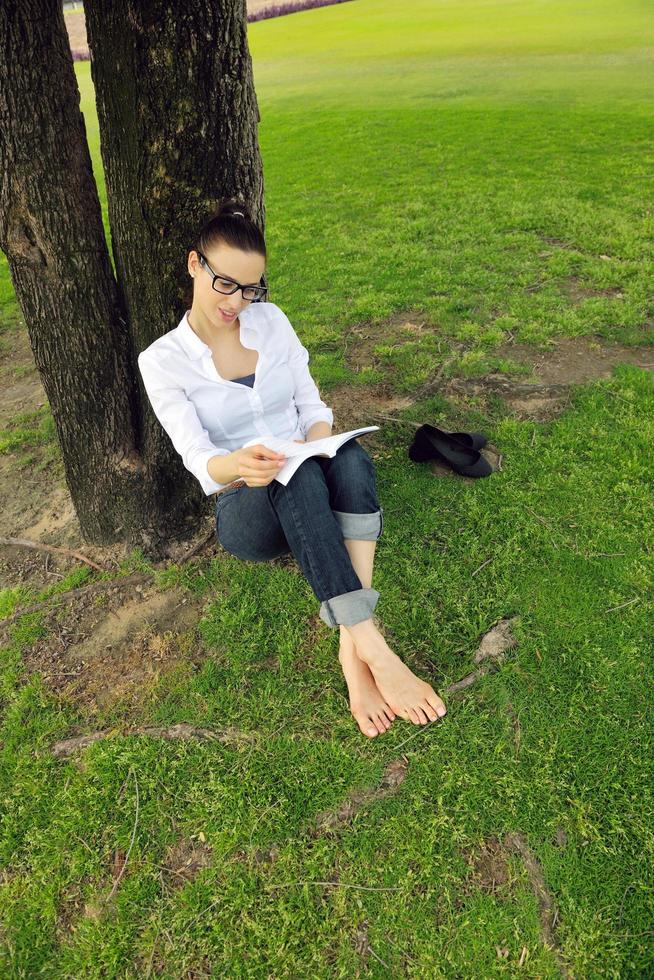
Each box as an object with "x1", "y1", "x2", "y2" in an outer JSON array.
[{"x1": 192, "y1": 198, "x2": 266, "y2": 260}]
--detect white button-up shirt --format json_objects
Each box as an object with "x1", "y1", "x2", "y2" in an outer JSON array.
[{"x1": 137, "y1": 302, "x2": 334, "y2": 496}]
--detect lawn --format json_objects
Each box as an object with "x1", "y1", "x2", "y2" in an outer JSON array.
[{"x1": 1, "y1": 0, "x2": 654, "y2": 976}]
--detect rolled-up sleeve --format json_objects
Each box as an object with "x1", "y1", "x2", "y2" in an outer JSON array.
[
  {"x1": 276, "y1": 306, "x2": 333, "y2": 437},
  {"x1": 138, "y1": 352, "x2": 232, "y2": 496}
]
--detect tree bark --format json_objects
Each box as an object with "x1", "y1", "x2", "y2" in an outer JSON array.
[
  {"x1": 0, "y1": 0, "x2": 141, "y2": 546},
  {"x1": 0, "y1": 0, "x2": 265, "y2": 557},
  {"x1": 84, "y1": 0, "x2": 265, "y2": 548}
]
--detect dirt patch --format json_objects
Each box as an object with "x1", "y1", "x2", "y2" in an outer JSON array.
[
  {"x1": 539, "y1": 236, "x2": 576, "y2": 251},
  {"x1": 0, "y1": 320, "x2": 69, "y2": 558},
  {"x1": 330, "y1": 379, "x2": 416, "y2": 434},
  {"x1": 0, "y1": 455, "x2": 84, "y2": 572},
  {"x1": 445, "y1": 335, "x2": 654, "y2": 421},
  {"x1": 474, "y1": 619, "x2": 518, "y2": 664},
  {"x1": 462, "y1": 835, "x2": 512, "y2": 895},
  {"x1": 504, "y1": 831, "x2": 571, "y2": 977},
  {"x1": 494, "y1": 334, "x2": 654, "y2": 387},
  {"x1": 559, "y1": 278, "x2": 624, "y2": 304},
  {"x1": 342, "y1": 313, "x2": 432, "y2": 374},
  {"x1": 459, "y1": 831, "x2": 570, "y2": 975},
  {"x1": 0, "y1": 373, "x2": 46, "y2": 427},
  {"x1": 161, "y1": 836, "x2": 213, "y2": 888},
  {"x1": 246, "y1": 757, "x2": 410, "y2": 869},
  {"x1": 331, "y1": 312, "x2": 434, "y2": 431},
  {"x1": 20, "y1": 579, "x2": 205, "y2": 713},
  {"x1": 336, "y1": 326, "x2": 654, "y2": 428},
  {"x1": 55, "y1": 878, "x2": 89, "y2": 942}
]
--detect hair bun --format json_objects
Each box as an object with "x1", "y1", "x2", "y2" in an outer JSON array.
[
  {"x1": 216, "y1": 198, "x2": 251, "y2": 222},
  {"x1": 192, "y1": 198, "x2": 266, "y2": 266}
]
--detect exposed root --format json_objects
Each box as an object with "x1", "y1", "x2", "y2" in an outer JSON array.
[
  {"x1": 313, "y1": 756, "x2": 409, "y2": 834},
  {"x1": 51, "y1": 722, "x2": 257, "y2": 758},
  {"x1": 503, "y1": 831, "x2": 571, "y2": 978},
  {"x1": 0, "y1": 572, "x2": 154, "y2": 630}
]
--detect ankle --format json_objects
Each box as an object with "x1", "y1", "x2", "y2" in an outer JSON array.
[
  {"x1": 344, "y1": 618, "x2": 377, "y2": 642},
  {"x1": 338, "y1": 626, "x2": 355, "y2": 654},
  {"x1": 344, "y1": 619, "x2": 388, "y2": 664}
]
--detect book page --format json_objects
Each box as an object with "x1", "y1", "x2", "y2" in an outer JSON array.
[{"x1": 241, "y1": 427, "x2": 380, "y2": 486}]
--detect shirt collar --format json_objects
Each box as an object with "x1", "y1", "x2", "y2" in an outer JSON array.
[{"x1": 177, "y1": 306, "x2": 253, "y2": 360}]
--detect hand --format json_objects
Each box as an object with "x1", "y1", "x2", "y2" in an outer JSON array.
[{"x1": 234, "y1": 444, "x2": 287, "y2": 487}]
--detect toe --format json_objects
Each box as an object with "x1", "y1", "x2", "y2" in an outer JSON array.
[
  {"x1": 408, "y1": 708, "x2": 422, "y2": 725},
  {"x1": 428, "y1": 693, "x2": 447, "y2": 717},
  {"x1": 377, "y1": 713, "x2": 391, "y2": 731},
  {"x1": 414, "y1": 705, "x2": 430, "y2": 725},
  {"x1": 422, "y1": 700, "x2": 440, "y2": 723},
  {"x1": 353, "y1": 710, "x2": 379, "y2": 737}
]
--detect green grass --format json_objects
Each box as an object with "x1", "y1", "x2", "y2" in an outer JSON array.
[{"x1": 1, "y1": 0, "x2": 654, "y2": 975}]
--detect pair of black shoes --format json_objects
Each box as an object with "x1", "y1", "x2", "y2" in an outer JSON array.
[{"x1": 408, "y1": 423, "x2": 493, "y2": 478}]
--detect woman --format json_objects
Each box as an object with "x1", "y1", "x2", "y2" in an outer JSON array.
[{"x1": 138, "y1": 199, "x2": 447, "y2": 738}]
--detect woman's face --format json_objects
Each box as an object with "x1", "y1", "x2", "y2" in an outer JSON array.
[{"x1": 188, "y1": 243, "x2": 266, "y2": 327}]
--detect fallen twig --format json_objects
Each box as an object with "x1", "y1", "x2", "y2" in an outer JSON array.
[
  {"x1": 0, "y1": 535, "x2": 111, "y2": 572},
  {"x1": 414, "y1": 353, "x2": 459, "y2": 399},
  {"x1": 471, "y1": 557, "x2": 494, "y2": 577},
  {"x1": 263, "y1": 880, "x2": 402, "y2": 892},
  {"x1": 387, "y1": 620, "x2": 519, "y2": 753},
  {"x1": 367, "y1": 945, "x2": 392, "y2": 970},
  {"x1": 369, "y1": 413, "x2": 421, "y2": 429},
  {"x1": 604, "y1": 596, "x2": 640, "y2": 614},
  {"x1": 107, "y1": 767, "x2": 139, "y2": 901}
]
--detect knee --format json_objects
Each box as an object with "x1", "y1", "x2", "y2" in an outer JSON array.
[
  {"x1": 282, "y1": 456, "x2": 329, "y2": 492},
  {"x1": 218, "y1": 533, "x2": 289, "y2": 562},
  {"x1": 332, "y1": 440, "x2": 376, "y2": 489}
]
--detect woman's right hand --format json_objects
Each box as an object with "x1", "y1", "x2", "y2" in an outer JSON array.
[{"x1": 234, "y1": 444, "x2": 287, "y2": 487}]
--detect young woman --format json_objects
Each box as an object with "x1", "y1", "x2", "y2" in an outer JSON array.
[{"x1": 138, "y1": 200, "x2": 447, "y2": 738}]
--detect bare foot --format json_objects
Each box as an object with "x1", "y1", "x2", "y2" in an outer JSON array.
[
  {"x1": 338, "y1": 626, "x2": 396, "y2": 738},
  {"x1": 345, "y1": 620, "x2": 447, "y2": 726}
]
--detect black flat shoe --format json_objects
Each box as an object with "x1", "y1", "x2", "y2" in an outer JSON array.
[
  {"x1": 408, "y1": 424, "x2": 487, "y2": 461},
  {"x1": 409, "y1": 424, "x2": 493, "y2": 478},
  {"x1": 449, "y1": 429, "x2": 487, "y2": 451}
]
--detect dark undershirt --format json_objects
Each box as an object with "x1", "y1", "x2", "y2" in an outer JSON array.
[{"x1": 229, "y1": 372, "x2": 255, "y2": 387}]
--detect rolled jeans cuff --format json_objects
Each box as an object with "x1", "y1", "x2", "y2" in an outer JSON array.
[
  {"x1": 319, "y1": 587, "x2": 380, "y2": 628},
  {"x1": 333, "y1": 507, "x2": 384, "y2": 541}
]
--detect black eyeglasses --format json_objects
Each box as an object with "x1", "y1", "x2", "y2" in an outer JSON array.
[{"x1": 196, "y1": 250, "x2": 267, "y2": 302}]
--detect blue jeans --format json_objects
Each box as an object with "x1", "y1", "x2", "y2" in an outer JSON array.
[{"x1": 214, "y1": 439, "x2": 384, "y2": 628}]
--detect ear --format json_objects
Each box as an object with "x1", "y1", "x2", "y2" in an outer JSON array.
[{"x1": 188, "y1": 250, "x2": 200, "y2": 277}]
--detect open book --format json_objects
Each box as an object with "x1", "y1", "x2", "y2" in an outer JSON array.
[{"x1": 242, "y1": 427, "x2": 380, "y2": 486}]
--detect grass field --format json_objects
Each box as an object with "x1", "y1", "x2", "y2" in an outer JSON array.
[{"x1": 1, "y1": 0, "x2": 654, "y2": 976}]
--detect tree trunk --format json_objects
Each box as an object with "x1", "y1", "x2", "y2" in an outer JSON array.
[
  {"x1": 0, "y1": 0, "x2": 265, "y2": 557},
  {"x1": 84, "y1": 0, "x2": 265, "y2": 549},
  {"x1": 0, "y1": 0, "x2": 141, "y2": 546}
]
